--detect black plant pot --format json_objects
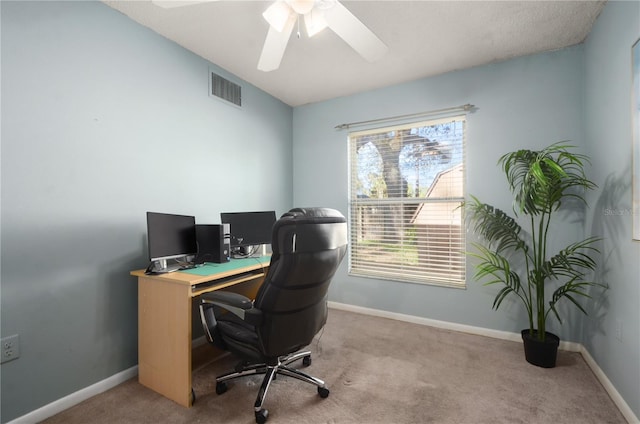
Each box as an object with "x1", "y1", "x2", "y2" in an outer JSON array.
[{"x1": 521, "y1": 330, "x2": 560, "y2": 368}]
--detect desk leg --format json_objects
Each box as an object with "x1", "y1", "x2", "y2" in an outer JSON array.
[{"x1": 138, "y1": 277, "x2": 192, "y2": 407}]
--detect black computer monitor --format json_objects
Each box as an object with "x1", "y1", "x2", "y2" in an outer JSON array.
[
  {"x1": 220, "y1": 211, "x2": 276, "y2": 248},
  {"x1": 146, "y1": 212, "x2": 197, "y2": 272}
]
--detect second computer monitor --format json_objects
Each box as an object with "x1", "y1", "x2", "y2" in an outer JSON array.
[{"x1": 220, "y1": 211, "x2": 276, "y2": 249}]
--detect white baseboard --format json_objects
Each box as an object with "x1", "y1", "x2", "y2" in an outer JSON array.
[
  {"x1": 193, "y1": 335, "x2": 208, "y2": 348},
  {"x1": 7, "y1": 366, "x2": 138, "y2": 424},
  {"x1": 329, "y1": 300, "x2": 523, "y2": 343},
  {"x1": 6, "y1": 337, "x2": 216, "y2": 423},
  {"x1": 579, "y1": 346, "x2": 640, "y2": 424},
  {"x1": 328, "y1": 301, "x2": 638, "y2": 424}
]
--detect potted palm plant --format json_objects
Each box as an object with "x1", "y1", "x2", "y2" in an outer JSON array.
[{"x1": 466, "y1": 142, "x2": 604, "y2": 368}]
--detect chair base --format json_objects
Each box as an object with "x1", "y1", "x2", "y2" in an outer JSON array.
[{"x1": 215, "y1": 350, "x2": 329, "y2": 424}]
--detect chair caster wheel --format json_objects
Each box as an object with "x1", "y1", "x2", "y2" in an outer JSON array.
[
  {"x1": 216, "y1": 382, "x2": 227, "y2": 395},
  {"x1": 255, "y1": 408, "x2": 269, "y2": 424},
  {"x1": 318, "y1": 386, "x2": 330, "y2": 398},
  {"x1": 303, "y1": 355, "x2": 312, "y2": 367}
]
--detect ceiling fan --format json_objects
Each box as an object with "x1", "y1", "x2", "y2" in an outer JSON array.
[{"x1": 151, "y1": 0, "x2": 388, "y2": 72}]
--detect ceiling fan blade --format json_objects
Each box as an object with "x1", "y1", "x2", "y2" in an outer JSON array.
[
  {"x1": 151, "y1": 0, "x2": 217, "y2": 9},
  {"x1": 263, "y1": 0, "x2": 294, "y2": 32},
  {"x1": 303, "y1": 9, "x2": 328, "y2": 37},
  {"x1": 324, "y1": 1, "x2": 387, "y2": 62},
  {"x1": 258, "y1": 12, "x2": 296, "y2": 72}
]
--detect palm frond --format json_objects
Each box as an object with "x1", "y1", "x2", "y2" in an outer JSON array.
[
  {"x1": 541, "y1": 236, "x2": 600, "y2": 280},
  {"x1": 547, "y1": 278, "x2": 598, "y2": 322},
  {"x1": 468, "y1": 243, "x2": 530, "y2": 314},
  {"x1": 466, "y1": 196, "x2": 529, "y2": 255},
  {"x1": 498, "y1": 142, "x2": 597, "y2": 216}
]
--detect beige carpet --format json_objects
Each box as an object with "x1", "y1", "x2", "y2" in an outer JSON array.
[{"x1": 42, "y1": 309, "x2": 626, "y2": 424}]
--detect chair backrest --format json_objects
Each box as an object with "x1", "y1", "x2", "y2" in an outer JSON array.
[{"x1": 254, "y1": 207, "x2": 348, "y2": 358}]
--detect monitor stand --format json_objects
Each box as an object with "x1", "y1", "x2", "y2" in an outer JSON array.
[
  {"x1": 148, "y1": 258, "x2": 191, "y2": 274},
  {"x1": 155, "y1": 259, "x2": 181, "y2": 273},
  {"x1": 232, "y1": 245, "x2": 269, "y2": 259},
  {"x1": 248, "y1": 244, "x2": 268, "y2": 258}
]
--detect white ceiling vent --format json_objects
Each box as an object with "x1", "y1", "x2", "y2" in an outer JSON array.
[{"x1": 210, "y1": 71, "x2": 242, "y2": 107}]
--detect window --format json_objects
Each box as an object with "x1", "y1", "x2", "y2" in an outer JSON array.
[{"x1": 348, "y1": 115, "x2": 466, "y2": 287}]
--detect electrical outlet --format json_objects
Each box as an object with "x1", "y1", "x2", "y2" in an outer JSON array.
[{"x1": 1, "y1": 334, "x2": 20, "y2": 364}]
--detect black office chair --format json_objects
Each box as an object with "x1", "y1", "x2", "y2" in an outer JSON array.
[{"x1": 199, "y1": 207, "x2": 348, "y2": 424}]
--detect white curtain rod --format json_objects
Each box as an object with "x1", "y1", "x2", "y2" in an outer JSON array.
[{"x1": 334, "y1": 103, "x2": 475, "y2": 130}]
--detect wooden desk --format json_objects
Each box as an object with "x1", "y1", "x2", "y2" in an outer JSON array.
[{"x1": 130, "y1": 257, "x2": 270, "y2": 407}]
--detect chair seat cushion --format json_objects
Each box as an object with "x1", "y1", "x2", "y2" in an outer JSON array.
[{"x1": 217, "y1": 314, "x2": 263, "y2": 362}]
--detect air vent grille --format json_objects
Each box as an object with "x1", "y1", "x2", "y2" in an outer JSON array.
[{"x1": 210, "y1": 72, "x2": 242, "y2": 107}]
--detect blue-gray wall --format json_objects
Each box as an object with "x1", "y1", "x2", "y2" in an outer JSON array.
[
  {"x1": 583, "y1": 0, "x2": 640, "y2": 416},
  {"x1": 292, "y1": 1, "x2": 639, "y2": 418},
  {"x1": 2, "y1": 0, "x2": 639, "y2": 422},
  {"x1": 0, "y1": 1, "x2": 292, "y2": 422}
]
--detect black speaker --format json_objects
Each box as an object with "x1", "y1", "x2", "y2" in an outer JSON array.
[{"x1": 195, "y1": 224, "x2": 230, "y2": 264}]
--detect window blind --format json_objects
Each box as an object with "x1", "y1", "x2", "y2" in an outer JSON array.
[{"x1": 348, "y1": 116, "x2": 466, "y2": 287}]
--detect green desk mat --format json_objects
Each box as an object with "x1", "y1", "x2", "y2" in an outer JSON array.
[{"x1": 179, "y1": 256, "x2": 270, "y2": 276}]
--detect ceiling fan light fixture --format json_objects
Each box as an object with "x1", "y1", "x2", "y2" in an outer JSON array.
[
  {"x1": 263, "y1": 1, "x2": 294, "y2": 32},
  {"x1": 259, "y1": 0, "x2": 387, "y2": 72},
  {"x1": 287, "y1": 0, "x2": 315, "y2": 15}
]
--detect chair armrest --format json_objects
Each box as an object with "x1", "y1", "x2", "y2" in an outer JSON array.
[
  {"x1": 200, "y1": 291, "x2": 262, "y2": 324},
  {"x1": 201, "y1": 291, "x2": 252, "y2": 309}
]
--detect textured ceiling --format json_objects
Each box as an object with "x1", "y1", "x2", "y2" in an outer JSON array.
[{"x1": 103, "y1": 0, "x2": 606, "y2": 107}]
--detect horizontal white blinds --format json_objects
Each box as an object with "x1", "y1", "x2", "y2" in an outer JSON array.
[{"x1": 348, "y1": 116, "x2": 466, "y2": 287}]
